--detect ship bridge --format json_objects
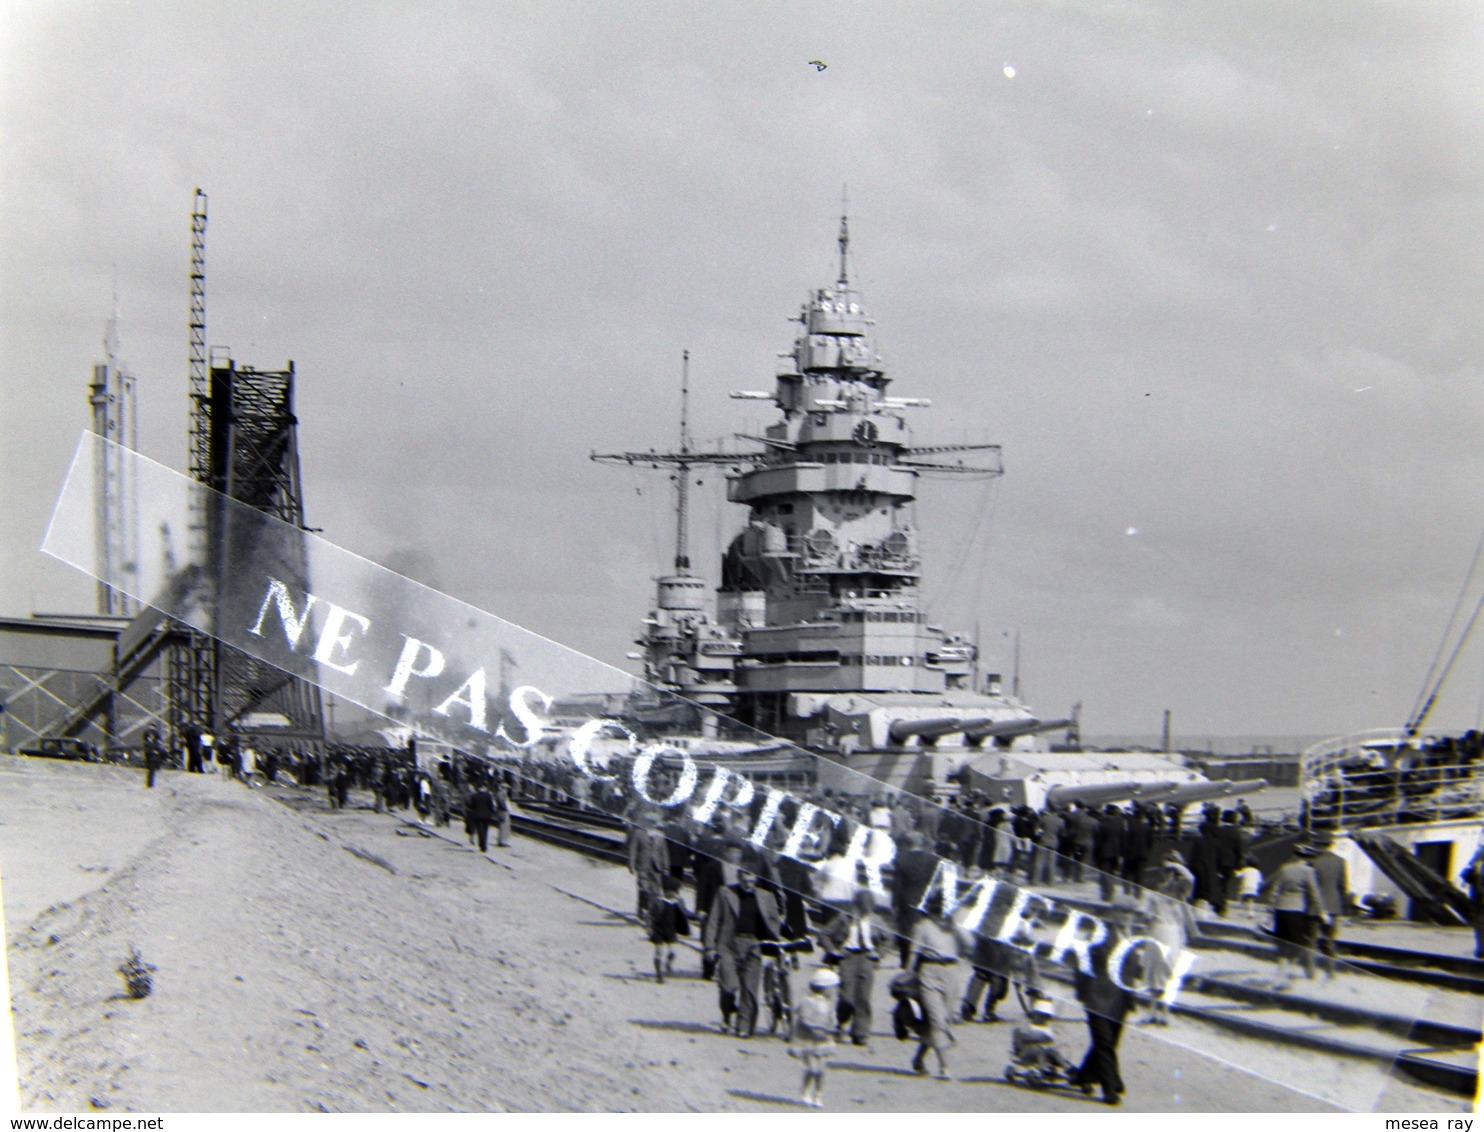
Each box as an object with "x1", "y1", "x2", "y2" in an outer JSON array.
[
  {"x1": 717, "y1": 213, "x2": 1003, "y2": 730},
  {"x1": 597, "y1": 210, "x2": 1022, "y2": 785}
]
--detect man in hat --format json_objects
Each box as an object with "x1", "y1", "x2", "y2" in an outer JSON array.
[
  {"x1": 1033, "y1": 803, "x2": 1064, "y2": 886},
  {"x1": 1065, "y1": 803, "x2": 1098, "y2": 884},
  {"x1": 1093, "y1": 804, "x2": 1127, "y2": 903},
  {"x1": 1260, "y1": 842, "x2": 1329, "y2": 984},
  {"x1": 891, "y1": 830, "x2": 940, "y2": 966},
  {"x1": 465, "y1": 776, "x2": 497, "y2": 853},
  {"x1": 1187, "y1": 810, "x2": 1230, "y2": 915},
  {"x1": 1309, "y1": 831, "x2": 1349, "y2": 978},
  {"x1": 1070, "y1": 924, "x2": 1135, "y2": 1106},
  {"x1": 1121, "y1": 803, "x2": 1154, "y2": 896}
]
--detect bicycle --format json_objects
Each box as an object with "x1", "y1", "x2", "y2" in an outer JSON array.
[{"x1": 760, "y1": 938, "x2": 814, "y2": 1036}]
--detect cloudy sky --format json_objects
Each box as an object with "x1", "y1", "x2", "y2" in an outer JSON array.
[{"x1": 3, "y1": 2, "x2": 1482, "y2": 739}]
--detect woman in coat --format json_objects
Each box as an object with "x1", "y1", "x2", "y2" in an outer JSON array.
[{"x1": 1138, "y1": 867, "x2": 1199, "y2": 1025}]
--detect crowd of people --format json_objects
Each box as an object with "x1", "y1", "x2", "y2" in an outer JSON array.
[
  {"x1": 151, "y1": 730, "x2": 523, "y2": 854},
  {"x1": 137, "y1": 733, "x2": 1382, "y2": 1109},
  {"x1": 612, "y1": 776, "x2": 1303, "y2": 1109}
]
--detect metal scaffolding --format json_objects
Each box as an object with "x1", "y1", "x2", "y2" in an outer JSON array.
[
  {"x1": 196, "y1": 356, "x2": 325, "y2": 746},
  {"x1": 47, "y1": 192, "x2": 326, "y2": 758}
]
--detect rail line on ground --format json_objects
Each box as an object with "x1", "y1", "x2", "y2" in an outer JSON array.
[{"x1": 507, "y1": 798, "x2": 1481, "y2": 1098}]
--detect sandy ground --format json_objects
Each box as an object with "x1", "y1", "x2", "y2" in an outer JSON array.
[{"x1": 1, "y1": 756, "x2": 1471, "y2": 1114}]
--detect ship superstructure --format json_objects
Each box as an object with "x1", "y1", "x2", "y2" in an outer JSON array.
[{"x1": 598, "y1": 214, "x2": 1079, "y2": 788}]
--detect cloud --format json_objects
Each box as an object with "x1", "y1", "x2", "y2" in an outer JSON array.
[{"x1": 3, "y1": 3, "x2": 1481, "y2": 736}]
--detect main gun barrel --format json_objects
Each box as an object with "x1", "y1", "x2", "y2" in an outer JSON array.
[
  {"x1": 963, "y1": 716, "x2": 1076, "y2": 745},
  {"x1": 887, "y1": 716, "x2": 998, "y2": 744}
]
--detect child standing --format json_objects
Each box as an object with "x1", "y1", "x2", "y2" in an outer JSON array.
[
  {"x1": 791, "y1": 968, "x2": 840, "y2": 1108},
  {"x1": 1138, "y1": 886, "x2": 1197, "y2": 1024},
  {"x1": 1234, "y1": 857, "x2": 1263, "y2": 918},
  {"x1": 648, "y1": 875, "x2": 690, "y2": 983}
]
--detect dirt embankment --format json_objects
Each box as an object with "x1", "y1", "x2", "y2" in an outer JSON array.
[
  {"x1": 4, "y1": 759, "x2": 1463, "y2": 1114},
  {"x1": 7, "y1": 766, "x2": 708, "y2": 1112}
]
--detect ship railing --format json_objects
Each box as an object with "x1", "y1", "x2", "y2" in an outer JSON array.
[
  {"x1": 1300, "y1": 728, "x2": 1427, "y2": 782},
  {"x1": 794, "y1": 556, "x2": 922, "y2": 576},
  {"x1": 1301, "y1": 728, "x2": 1484, "y2": 830}
]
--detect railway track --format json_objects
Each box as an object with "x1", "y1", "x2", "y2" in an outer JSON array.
[
  {"x1": 517, "y1": 799, "x2": 628, "y2": 833},
  {"x1": 1197, "y1": 920, "x2": 1484, "y2": 996},
  {"x1": 509, "y1": 807, "x2": 628, "y2": 865},
  {"x1": 1334, "y1": 939, "x2": 1484, "y2": 995},
  {"x1": 506, "y1": 799, "x2": 1480, "y2": 1097}
]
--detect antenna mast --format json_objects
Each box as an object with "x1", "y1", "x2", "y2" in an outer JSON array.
[
  {"x1": 837, "y1": 187, "x2": 850, "y2": 286},
  {"x1": 1012, "y1": 630, "x2": 1022, "y2": 700},
  {"x1": 188, "y1": 189, "x2": 209, "y2": 489},
  {"x1": 172, "y1": 187, "x2": 216, "y2": 745},
  {"x1": 592, "y1": 351, "x2": 744, "y2": 572},
  {"x1": 675, "y1": 349, "x2": 692, "y2": 573},
  {"x1": 186, "y1": 186, "x2": 210, "y2": 596}
]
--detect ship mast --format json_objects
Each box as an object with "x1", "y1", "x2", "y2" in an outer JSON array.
[
  {"x1": 591, "y1": 354, "x2": 748, "y2": 709},
  {"x1": 837, "y1": 203, "x2": 850, "y2": 287},
  {"x1": 675, "y1": 349, "x2": 692, "y2": 573},
  {"x1": 593, "y1": 351, "x2": 741, "y2": 568}
]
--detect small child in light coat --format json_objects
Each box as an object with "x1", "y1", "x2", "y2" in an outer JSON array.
[
  {"x1": 791, "y1": 967, "x2": 840, "y2": 1108},
  {"x1": 1234, "y1": 858, "x2": 1263, "y2": 917}
]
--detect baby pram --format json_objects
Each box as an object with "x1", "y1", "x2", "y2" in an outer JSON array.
[
  {"x1": 759, "y1": 937, "x2": 815, "y2": 1036},
  {"x1": 1004, "y1": 988, "x2": 1072, "y2": 1089}
]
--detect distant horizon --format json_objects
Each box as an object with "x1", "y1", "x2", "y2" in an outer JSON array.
[{"x1": 1085, "y1": 732, "x2": 1334, "y2": 757}]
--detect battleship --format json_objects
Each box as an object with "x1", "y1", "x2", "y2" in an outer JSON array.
[
  {"x1": 589, "y1": 212, "x2": 1484, "y2": 919},
  {"x1": 595, "y1": 214, "x2": 1251, "y2": 808}
]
